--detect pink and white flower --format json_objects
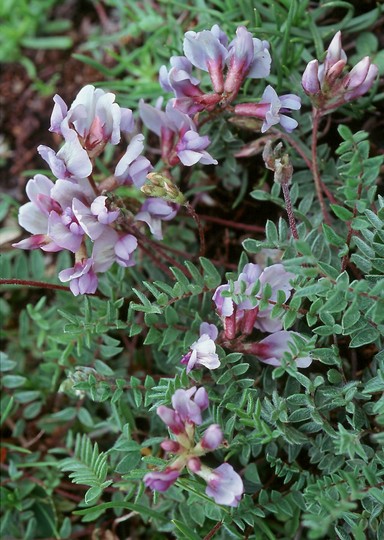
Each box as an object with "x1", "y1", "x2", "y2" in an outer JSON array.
[
  {"x1": 213, "y1": 263, "x2": 295, "y2": 338},
  {"x1": 199, "y1": 463, "x2": 244, "y2": 507},
  {"x1": 50, "y1": 85, "x2": 134, "y2": 150},
  {"x1": 247, "y1": 330, "x2": 312, "y2": 368},
  {"x1": 144, "y1": 386, "x2": 243, "y2": 507},
  {"x1": 143, "y1": 469, "x2": 180, "y2": 492},
  {"x1": 234, "y1": 86, "x2": 301, "y2": 133},
  {"x1": 135, "y1": 198, "x2": 179, "y2": 240},
  {"x1": 181, "y1": 323, "x2": 220, "y2": 373}
]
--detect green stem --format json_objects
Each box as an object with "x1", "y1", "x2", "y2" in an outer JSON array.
[{"x1": 311, "y1": 108, "x2": 332, "y2": 225}]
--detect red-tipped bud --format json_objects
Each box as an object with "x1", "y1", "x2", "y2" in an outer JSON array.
[
  {"x1": 325, "y1": 59, "x2": 346, "y2": 84},
  {"x1": 160, "y1": 439, "x2": 181, "y2": 453},
  {"x1": 187, "y1": 457, "x2": 202, "y2": 473}
]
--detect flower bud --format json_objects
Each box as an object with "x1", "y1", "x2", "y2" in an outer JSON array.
[
  {"x1": 200, "y1": 424, "x2": 223, "y2": 450},
  {"x1": 344, "y1": 63, "x2": 378, "y2": 101},
  {"x1": 301, "y1": 60, "x2": 320, "y2": 95},
  {"x1": 157, "y1": 405, "x2": 185, "y2": 434},
  {"x1": 142, "y1": 173, "x2": 186, "y2": 205},
  {"x1": 187, "y1": 457, "x2": 202, "y2": 473},
  {"x1": 161, "y1": 439, "x2": 181, "y2": 453}
]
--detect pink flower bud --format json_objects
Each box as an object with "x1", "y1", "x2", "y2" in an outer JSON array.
[
  {"x1": 161, "y1": 439, "x2": 181, "y2": 453},
  {"x1": 325, "y1": 59, "x2": 346, "y2": 84},
  {"x1": 187, "y1": 457, "x2": 202, "y2": 473},
  {"x1": 200, "y1": 424, "x2": 223, "y2": 450},
  {"x1": 194, "y1": 387, "x2": 209, "y2": 412},
  {"x1": 324, "y1": 31, "x2": 346, "y2": 73},
  {"x1": 301, "y1": 60, "x2": 320, "y2": 95},
  {"x1": 344, "y1": 63, "x2": 378, "y2": 101},
  {"x1": 343, "y1": 56, "x2": 371, "y2": 90},
  {"x1": 157, "y1": 405, "x2": 185, "y2": 434}
]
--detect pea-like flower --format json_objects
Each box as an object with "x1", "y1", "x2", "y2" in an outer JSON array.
[
  {"x1": 183, "y1": 25, "x2": 228, "y2": 93},
  {"x1": 244, "y1": 330, "x2": 312, "y2": 368},
  {"x1": 234, "y1": 86, "x2": 301, "y2": 133},
  {"x1": 50, "y1": 85, "x2": 134, "y2": 153},
  {"x1": 139, "y1": 98, "x2": 217, "y2": 167},
  {"x1": 224, "y1": 26, "x2": 271, "y2": 96},
  {"x1": 58, "y1": 258, "x2": 98, "y2": 296},
  {"x1": 213, "y1": 263, "x2": 295, "y2": 338},
  {"x1": 114, "y1": 134, "x2": 152, "y2": 188},
  {"x1": 143, "y1": 386, "x2": 244, "y2": 507},
  {"x1": 200, "y1": 463, "x2": 244, "y2": 507},
  {"x1": 13, "y1": 176, "x2": 94, "y2": 253},
  {"x1": 180, "y1": 323, "x2": 220, "y2": 373},
  {"x1": 182, "y1": 24, "x2": 271, "y2": 99},
  {"x1": 38, "y1": 127, "x2": 93, "y2": 180},
  {"x1": 143, "y1": 469, "x2": 180, "y2": 492},
  {"x1": 135, "y1": 198, "x2": 179, "y2": 240}
]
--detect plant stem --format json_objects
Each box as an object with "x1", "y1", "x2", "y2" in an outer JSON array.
[
  {"x1": 185, "y1": 202, "x2": 206, "y2": 256},
  {"x1": 281, "y1": 183, "x2": 299, "y2": 239},
  {"x1": 311, "y1": 108, "x2": 332, "y2": 225},
  {"x1": 0, "y1": 279, "x2": 104, "y2": 297},
  {"x1": 203, "y1": 521, "x2": 223, "y2": 540},
  {"x1": 199, "y1": 214, "x2": 264, "y2": 233},
  {"x1": 0, "y1": 279, "x2": 71, "y2": 292}
]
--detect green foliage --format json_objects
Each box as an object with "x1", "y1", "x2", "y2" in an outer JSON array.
[
  {"x1": 2, "y1": 1, "x2": 384, "y2": 539},
  {"x1": 59, "y1": 434, "x2": 113, "y2": 505},
  {"x1": 0, "y1": 0, "x2": 72, "y2": 78}
]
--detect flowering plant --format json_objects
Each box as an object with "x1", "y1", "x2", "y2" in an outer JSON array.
[{"x1": 2, "y1": 3, "x2": 384, "y2": 539}]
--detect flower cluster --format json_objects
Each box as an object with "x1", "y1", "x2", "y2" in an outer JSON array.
[
  {"x1": 143, "y1": 387, "x2": 244, "y2": 507},
  {"x1": 211, "y1": 263, "x2": 312, "y2": 368},
  {"x1": 213, "y1": 263, "x2": 295, "y2": 337},
  {"x1": 156, "y1": 24, "x2": 301, "y2": 134},
  {"x1": 177, "y1": 263, "x2": 312, "y2": 374},
  {"x1": 13, "y1": 86, "x2": 180, "y2": 295},
  {"x1": 301, "y1": 31, "x2": 378, "y2": 111}
]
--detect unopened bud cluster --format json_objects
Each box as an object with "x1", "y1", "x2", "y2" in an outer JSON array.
[{"x1": 301, "y1": 31, "x2": 378, "y2": 112}]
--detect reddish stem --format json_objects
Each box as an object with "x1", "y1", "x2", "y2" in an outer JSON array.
[
  {"x1": 203, "y1": 521, "x2": 223, "y2": 540},
  {"x1": 282, "y1": 183, "x2": 299, "y2": 240},
  {"x1": 185, "y1": 203, "x2": 206, "y2": 256},
  {"x1": 0, "y1": 279, "x2": 71, "y2": 292},
  {"x1": 199, "y1": 214, "x2": 264, "y2": 233}
]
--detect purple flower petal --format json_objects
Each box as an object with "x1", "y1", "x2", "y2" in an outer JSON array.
[
  {"x1": 200, "y1": 424, "x2": 223, "y2": 450},
  {"x1": 255, "y1": 330, "x2": 312, "y2": 367},
  {"x1": 205, "y1": 463, "x2": 243, "y2": 507},
  {"x1": 144, "y1": 469, "x2": 180, "y2": 492},
  {"x1": 72, "y1": 199, "x2": 106, "y2": 241}
]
